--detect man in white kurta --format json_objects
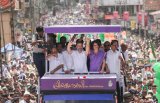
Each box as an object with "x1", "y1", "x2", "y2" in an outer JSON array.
[
  {"x1": 106, "y1": 40, "x2": 124, "y2": 103},
  {"x1": 106, "y1": 50, "x2": 121, "y2": 77},
  {"x1": 47, "y1": 47, "x2": 66, "y2": 73},
  {"x1": 48, "y1": 53, "x2": 65, "y2": 73},
  {"x1": 62, "y1": 51, "x2": 74, "y2": 70},
  {"x1": 71, "y1": 50, "x2": 88, "y2": 73},
  {"x1": 67, "y1": 38, "x2": 90, "y2": 73}
]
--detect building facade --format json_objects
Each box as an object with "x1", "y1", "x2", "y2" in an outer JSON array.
[
  {"x1": 0, "y1": 13, "x2": 12, "y2": 46},
  {"x1": 91, "y1": 0, "x2": 143, "y2": 16},
  {"x1": 145, "y1": 0, "x2": 160, "y2": 11}
]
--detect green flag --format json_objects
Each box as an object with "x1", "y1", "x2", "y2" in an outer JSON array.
[
  {"x1": 57, "y1": 33, "x2": 61, "y2": 43},
  {"x1": 99, "y1": 33, "x2": 104, "y2": 42},
  {"x1": 63, "y1": 34, "x2": 69, "y2": 42},
  {"x1": 150, "y1": 42, "x2": 156, "y2": 59}
]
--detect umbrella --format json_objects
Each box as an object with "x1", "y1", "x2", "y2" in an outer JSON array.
[{"x1": 1, "y1": 43, "x2": 23, "y2": 53}]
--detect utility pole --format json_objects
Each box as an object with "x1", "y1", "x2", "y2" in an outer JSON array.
[
  {"x1": 142, "y1": 0, "x2": 146, "y2": 38},
  {"x1": 115, "y1": 0, "x2": 117, "y2": 11},
  {"x1": 38, "y1": 0, "x2": 40, "y2": 26},
  {"x1": 10, "y1": 0, "x2": 15, "y2": 52},
  {"x1": 124, "y1": 0, "x2": 127, "y2": 30},
  {"x1": 29, "y1": 0, "x2": 32, "y2": 34},
  {"x1": 0, "y1": 6, "x2": 3, "y2": 79},
  {"x1": 116, "y1": 0, "x2": 126, "y2": 27},
  {"x1": 142, "y1": 0, "x2": 147, "y2": 59},
  {"x1": 138, "y1": 0, "x2": 141, "y2": 36}
]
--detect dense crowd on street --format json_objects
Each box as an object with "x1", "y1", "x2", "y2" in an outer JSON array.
[
  {"x1": 0, "y1": 34, "x2": 38, "y2": 103},
  {"x1": 40, "y1": 3, "x2": 96, "y2": 26},
  {"x1": 121, "y1": 34, "x2": 159, "y2": 103}
]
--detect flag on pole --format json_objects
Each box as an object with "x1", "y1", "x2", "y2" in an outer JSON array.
[
  {"x1": 57, "y1": 33, "x2": 61, "y2": 43},
  {"x1": 150, "y1": 42, "x2": 156, "y2": 59}
]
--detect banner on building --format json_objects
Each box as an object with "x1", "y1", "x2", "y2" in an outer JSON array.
[
  {"x1": 137, "y1": 12, "x2": 148, "y2": 26},
  {"x1": 123, "y1": 11, "x2": 129, "y2": 21},
  {"x1": 105, "y1": 33, "x2": 115, "y2": 42},
  {"x1": 105, "y1": 15, "x2": 113, "y2": 20},
  {"x1": 130, "y1": 20, "x2": 136, "y2": 30},
  {"x1": 113, "y1": 11, "x2": 119, "y2": 19}
]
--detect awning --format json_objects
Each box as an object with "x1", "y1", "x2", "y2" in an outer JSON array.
[
  {"x1": 105, "y1": 15, "x2": 113, "y2": 20},
  {"x1": 150, "y1": 10, "x2": 160, "y2": 15},
  {"x1": 1, "y1": 43, "x2": 23, "y2": 52}
]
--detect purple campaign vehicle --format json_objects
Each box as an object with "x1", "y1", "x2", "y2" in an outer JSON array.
[{"x1": 41, "y1": 25, "x2": 121, "y2": 103}]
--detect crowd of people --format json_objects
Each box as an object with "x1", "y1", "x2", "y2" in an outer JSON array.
[
  {"x1": 122, "y1": 34, "x2": 159, "y2": 103},
  {"x1": 1, "y1": 36, "x2": 38, "y2": 102},
  {"x1": 1, "y1": 27, "x2": 159, "y2": 103},
  {"x1": 0, "y1": 31, "x2": 159, "y2": 103},
  {"x1": 40, "y1": 3, "x2": 96, "y2": 26}
]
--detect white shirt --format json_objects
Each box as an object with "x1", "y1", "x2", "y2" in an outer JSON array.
[
  {"x1": 121, "y1": 51, "x2": 129, "y2": 62},
  {"x1": 71, "y1": 51, "x2": 88, "y2": 73},
  {"x1": 21, "y1": 53, "x2": 28, "y2": 58},
  {"x1": 19, "y1": 100, "x2": 35, "y2": 103},
  {"x1": 5, "y1": 100, "x2": 12, "y2": 103},
  {"x1": 48, "y1": 53, "x2": 66, "y2": 73},
  {"x1": 19, "y1": 100, "x2": 27, "y2": 103},
  {"x1": 132, "y1": 74, "x2": 137, "y2": 80},
  {"x1": 18, "y1": 72, "x2": 26, "y2": 80},
  {"x1": 62, "y1": 51, "x2": 74, "y2": 70},
  {"x1": 32, "y1": 34, "x2": 44, "y2": 53},
  {"x1": 131, "y1": 52, "x2": 138, "y2": 58},
  {"x1": 106, "y1": 50, "x2": 121, "y2": 77},
  {"x1": 12, "y1": 60, "x2": 19, "y2": 66},
  {"x1": 2, "y1": 66, "x2": 11, "y2": 79}
]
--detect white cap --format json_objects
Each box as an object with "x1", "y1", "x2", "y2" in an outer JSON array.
[
  {"x1": 148, "y1": 90, "x2": 153, "y2": 93},
  {"x1": 145, "y1": 94, "x2": 152, "y2": 98},
  {"x1": 24, "y1": 87, "x2": 30, "y2": 96},
  {"x1": 24, "y1": 91, "x2": 30, "y2": 96}
]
